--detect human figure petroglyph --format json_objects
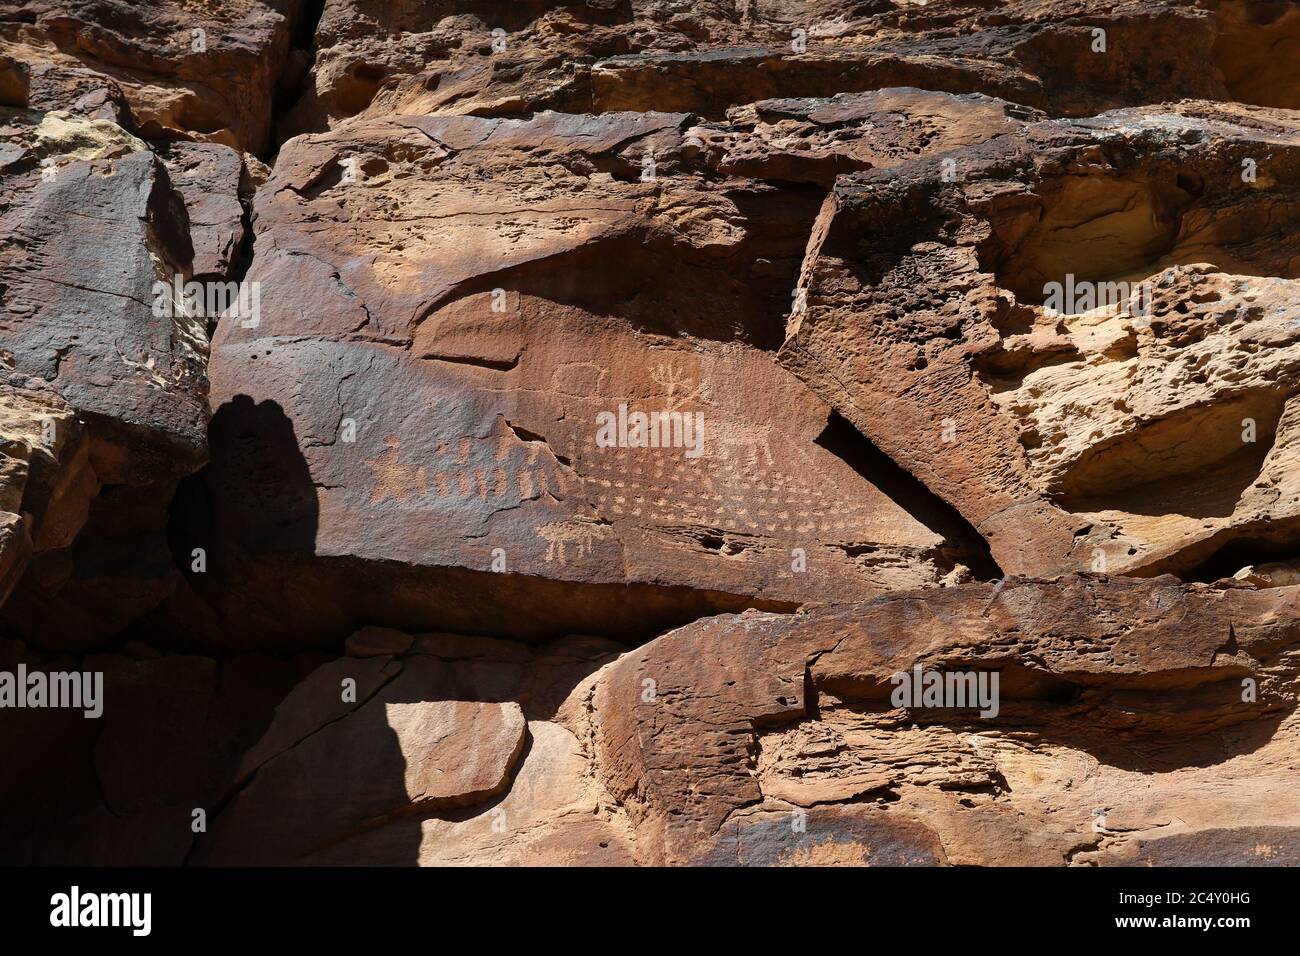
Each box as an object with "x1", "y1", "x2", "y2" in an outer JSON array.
[
  {"x1": 365, "y1": 435, "x2": 428, "y2": 503},
  {"x1": 650, "y1": 362, "x2": 705, "y2": 411},
  {"x1": 366, "y1": 425, "x2": 579, "y2": 506}
]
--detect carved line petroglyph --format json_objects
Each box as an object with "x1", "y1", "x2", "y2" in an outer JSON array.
[
  {"x1": 650, "y1": 362, "x2": 705, "y2": 411},
  {"x1": 536, "y1": 517, "x2": 610, "y2": 565},
  {"x1": 363, "y1": 433, "x2": 573, "y2": 506},
  {"x1": 364, "y1": 436, "x2": 428, "y2": 503}
]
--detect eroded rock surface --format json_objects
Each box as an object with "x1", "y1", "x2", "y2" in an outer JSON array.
[
  {"x1": 591, "y1": 575, "x2": 1300, "y2": 865},
  {"x1": 116, "y1": 574, "x2": 1300, "y2": 867},
  {"x1": 196, "y1": 631, "x2": 633, "y2": 865},
  {"x1": 186, "y1": 106, "x2": 1007, "y2": 647},
  {"x1": 314, "y1": 0, "x2": 1297, "y2": 128},
  {"x1": 0, "y1": 106, "x2": 218, "y2": 648},
  {"x1": 0, "y1": 0, "x2": 305, "y2": 154},
  {"x1": 0, "y1": 367, "x2": 93, "y2": 604},
  {"x1": 2, "y1": 0, "x2": 1300, "y2": 869},
  {"x1": 782, "y1": 102, "x2": 1300, "y2": 580}
]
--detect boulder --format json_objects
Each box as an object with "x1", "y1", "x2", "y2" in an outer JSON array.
[{"x1": 781, "y1": 102, "x2": 1300, "y2": 578}]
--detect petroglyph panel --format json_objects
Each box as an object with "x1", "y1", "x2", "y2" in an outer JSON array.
[{"x1": 213, "y1": 299, "x2": 969, "y2": 600}]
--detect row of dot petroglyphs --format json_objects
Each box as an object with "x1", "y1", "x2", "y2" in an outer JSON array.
[{"x1": 360, "y1": 361, "x2": 887, "y2": 559}]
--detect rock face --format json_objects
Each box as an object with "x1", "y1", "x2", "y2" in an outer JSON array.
[
  {"x1": 0, "y1": 369, "x2": 91, "y2": 604},
  {"x1": 305, "y1": 0, "x2": 1297, "y2": 128},
  {"x1": 0, "y1": 107, "x2": 211, "y2": 648},
  {"x1": 189, "y1": 105, "x2": 1010, "y2": 647},
  {"x1": 781, "y1": 102, "x2": 1300, "y2": 579},
  {"x1": 593, "y1": 575, "x2": 1300, "y2": 865},
  {"x1": 1, "y1": 0, "x2": 1300, "y2": 868},
  {"x1": 197, "y1": 633, "x2": 633, "y2": 865},
  {"x1": 0, "y1": 0, "x2": 304, "y2": 154}
]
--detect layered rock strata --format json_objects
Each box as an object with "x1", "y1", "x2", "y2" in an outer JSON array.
[{"x1": 0, "y1": 0, "x2": 1298, "y2": 868}]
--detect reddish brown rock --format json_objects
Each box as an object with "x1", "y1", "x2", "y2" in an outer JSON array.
[
  {"x1": 590, "y1": 575, "x2": 1300, "y2": 865},
  {"x1": 231, "y1": 653, "x2": 401, "y2": 787},
  {"x1": 0, "y1": 107, "x2": 220, "y2": 648},
  {"x1": 4, "y1": 0, "x2": 1300, "y2": 873},
  {"x1": 0, "y1": 60, "x2": 265, "y2": 647},
  {"x1": 188, "y1": 107, "x2": 1004, "y2": 647},
  {"x1": 274, "y1": 0, "x2": 1300, "y2": 139},
  {"x1": 1095, "y1": 826, "x2": 1300, "y2": 866},
  {"x1": 157, "y1": 140, "x2": 260, "y2": 282},
  {"x1": 0, "y1": 0, "x2": 307, "y2": 153},
  {"x1": 196, "y1": 631, "x2": 629, "y2": 865},
  {"x1": 781, "y1": 101, "x2": 1300, "y2": 579},
  {"x1": 691, "y1": 88, "x2": 1044, "y2": 187},
  {"x1": 700, "y1": 805, "x2": 949, "y2": 867},
  {"x1": 283, "y1": 0, "x2": 628, "y2": 135},
  {"x1": 0, "y1": 639, "x2": 311, "y2": 864},
  {"x1": 0, "y1": 107, "x2": 207, "y2": 485},
  {"x1": 0, "y1": 365, "x2": 96, "y2": 605}
]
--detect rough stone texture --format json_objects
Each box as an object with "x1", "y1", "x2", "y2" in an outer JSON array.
[
  {"x1": 186, "y1": 104, "x2": 1013, "y2": 648},
  {"x1": 304, "y1": 0, "x2": 1300, "y2": 130},
  {"x1": 0, "y1": 638, "x2": 314, "y2": 864},
  {"x1": 0, "y1": 107, "x2": 208, "y2": 474},
  {"x1": 157, "y1": 140, "x2": 261, "y2": 282},
  {"x1": 782, "y1": 102, "x2": 1300, "y2": 579},
  {"x1": 591, "y1": 575, "x2": 1300, "y2": 866},
  {"x1": 0, "y1": 106, "x2": 220, "y2": 648},
  {"x1": 195, "y1": 631, "x2": 632, "y2": 865},
  {"x1": 691, "y1": 88, "x2": 1045, "y2": 187},
  {"x1": 0, "y1": 0, "x2": 304, "y2": 154},
  {"x1": 0, "y1": 364, "x2": 94, "y2": 605},
  {"x1": 1, "y1": 0, "x2": 1300, "y2": 870}
]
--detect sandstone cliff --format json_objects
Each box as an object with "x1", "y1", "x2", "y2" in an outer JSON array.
[{"x1": 1, "y1": 0, "x2": 1299, "y2": 867}]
